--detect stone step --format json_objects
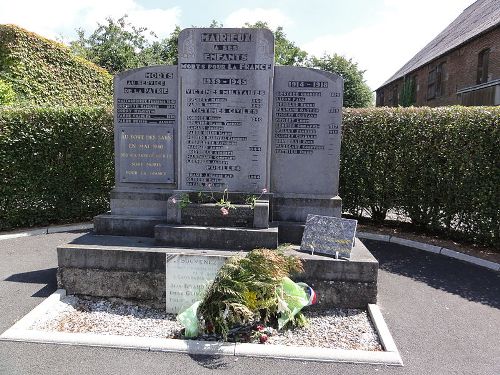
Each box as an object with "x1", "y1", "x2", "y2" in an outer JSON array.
[
  {"x1": 94, "y1": 214, "x2": 165, "y2": 237},
  {"x1": 155, "y1": 224, "x2": 278, "y2": 250}
]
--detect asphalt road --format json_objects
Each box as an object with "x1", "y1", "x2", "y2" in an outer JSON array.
[{"x1": 0, "y1": 231, "x2": 499, "y2": 375}]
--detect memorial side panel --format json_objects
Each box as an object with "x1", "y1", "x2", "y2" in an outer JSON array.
[
  {"x1": 178, "y1": 28, "x2": 274, "y2": 192},
  {"x1": 271, "y1": 66, "x2": 343, "y2": 195},
  {"x1": 114, "y1": 65, "x2": 178, "y2": 184}
]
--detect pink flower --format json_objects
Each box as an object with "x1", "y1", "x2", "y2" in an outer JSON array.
[
  {"x1": 262, "y1": 188, "x2": 268, "y2": 193},
  {"x1": 169, "y1": 197, "x2": 177, "y2": 204},
  {"x1": 220, "y1": 207, "x2": 229, "y2": 216}
]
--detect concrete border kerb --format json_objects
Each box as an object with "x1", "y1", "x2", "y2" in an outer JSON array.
[
  {"x1": 0, "y1": 223, "x2": 93, "y2": 240},
  {"x1": 0, "y1": 289, "x2": 403, "y2": 366},
  {"x1": 0, "y1": 224, "x2": 498, "y2": 271},
  {"x1": 357, "y1": 231, "x2": 500, "y2": 272}
]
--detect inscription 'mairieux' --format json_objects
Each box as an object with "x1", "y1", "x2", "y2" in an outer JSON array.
[{"x1": 201, "y1": 33, "x2": 253, "y2": 42}]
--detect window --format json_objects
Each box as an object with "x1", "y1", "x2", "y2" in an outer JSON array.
[
  {"x1": 427, "y1": 68, "x2": 436, "y2": 99},
  {"x1": 401, "y1": 75, "x2": 417, "y2": 106},
  {"x1": 392, "y1": 85, "x2": 398, "y2": 106},
  {"x1": 436, "y1": 62, "x2": 445, "y2": 96},
  {"x1": 427, "y1": 62, "x2": 445, "y2": 99},
  {"x1": 378, "y1": 90, "x2": 384, "y2": 106},
  {"x1": 410, "y1": 75, "x2": 417, "y2": 104},
  {"x1": 477, "y1": 48, "x2": 490, "y2": 84}
]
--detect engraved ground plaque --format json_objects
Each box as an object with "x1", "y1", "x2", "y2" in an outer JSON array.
[
  {"x1": 165, "y1": 254, "x2": 226, "y2": 313},
  {"x1": 178, "y1": 28, "x2": 275, "y2": 192},
  {"x1": 271, "y1": 67, "x2": 343, "y2": 195},
  {"x1": 114, "y1": 65, "x2": 178, "y2": 184},
  {"x1": 300, "y1": 214, "x2": 357, "y2": 258}
]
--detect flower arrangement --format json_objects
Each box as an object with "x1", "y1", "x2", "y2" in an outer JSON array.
[{"x1": 195, "y1": 247, "x2": 309, "y2": 340}]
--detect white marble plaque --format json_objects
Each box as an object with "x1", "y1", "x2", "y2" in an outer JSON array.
[
  {"x1": 178, "y1": 28, "x2": 275, "y2": 192},
  {"x1": 165, "y1": 254, "x2": 226, "y2": 313},
  {"x1": 300, "y1": 215, "x2": 357, "y2": 258}
]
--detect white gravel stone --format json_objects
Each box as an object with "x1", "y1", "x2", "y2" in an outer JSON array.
[
  {"x1": 30, "y1": 295, "x2": 183, "y2": 339},
  {"x1": 29, "y1": 296, "x2": 382, "y2": 351},
  {"x1": 265, "y1": 309, "x2": 382, "y2": 351}
]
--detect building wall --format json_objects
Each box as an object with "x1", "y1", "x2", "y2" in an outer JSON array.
[{"x1": 376, "y1": 26, "x2": 500, "y2": 107}]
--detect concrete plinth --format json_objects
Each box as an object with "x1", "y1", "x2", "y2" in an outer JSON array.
[
  {"x1": 57, "y1": 234, "x2": 377, "y2": 309},
  {"x1": 110, "y1": 189, "x2": 170, "y2": 217},
  {"x1": 155, "y1": 224, "x2": 278, "y2": 250},
  {"x1": 94, "y1": 214, "x2": 165, "y2": 237},
  {"x1": 273, "y1": 194, "x2": 342, "y2": 222}
]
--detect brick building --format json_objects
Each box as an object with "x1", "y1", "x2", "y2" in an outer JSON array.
[{"x1": 376, "y1": 0, "x2": 500, "y2": 107}]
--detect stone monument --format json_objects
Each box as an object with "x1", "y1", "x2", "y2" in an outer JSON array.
[{"x1": 59, "y1": 27, "x2": 378, "y2": 311}]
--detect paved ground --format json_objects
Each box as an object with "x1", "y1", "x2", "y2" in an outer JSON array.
[{"x1": 0, "y1": 231, "x2": 498, "y2": 375}]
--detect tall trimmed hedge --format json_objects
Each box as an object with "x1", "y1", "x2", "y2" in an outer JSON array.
[
  {"x1": 0, "y1": 24, "x2": 112, "y2": 106},
  {"x1": 341, "y1": 106, "x2": 500, "y2": 247},
  {"x1": 0, "y1": 106, "x2": 498, "y2": 246},
  {"x1": 0, "y1": 106, "x2": 113, "y2": 229}
]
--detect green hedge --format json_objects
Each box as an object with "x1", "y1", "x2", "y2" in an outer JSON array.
[
  {"x1": 0, "y1": 106, "x2": 113, "y2": 229},
  {"x1": 1, "y1": 105, "x2": 498, "y2": 246},
  {"x1": 0, "y1": 25, "x2": 112, "y2": 106},
  {"x1": 341, "y1": 106, "x2": 500, "y2": 247}
]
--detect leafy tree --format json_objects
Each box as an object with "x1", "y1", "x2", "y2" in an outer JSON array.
[
  {"x1": 69, "y1": 15, "x2": 176, "y2": 74},
  {"x1": 244, "y1": 22, "x2": 308, "y2": 66},
  {"x1": 310, "y1": 55, "x2": 373, "y2": 107},
  {"x1": 69, "y1": 17, "x2": 373, "y2": 107},
  {"x1": 150, "y1": 26, "x2": 180, "y2": 66}
]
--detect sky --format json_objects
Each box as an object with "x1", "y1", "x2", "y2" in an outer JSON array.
[{"x1": 0, "y1": 0, "x2": 476, "y2": 90}]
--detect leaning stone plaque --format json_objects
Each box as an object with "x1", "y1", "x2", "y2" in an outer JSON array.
[
  {"x1": 165, "y1": 254, "x2": 226, "y2": 313},
  {"x1": 271, "y1": 67, "x2": 343, "y2": 195},
  {"x1": 178, "y1": 28, "x2": 275, "y2": 192},
  {"x1": 300, "y1": 214, "x2": 357, "y2": 258},
  {"x1": 114, "y1": 65, "x2": 178, "y2": 184}
]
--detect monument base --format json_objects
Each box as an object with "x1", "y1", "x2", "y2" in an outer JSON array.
[
  {"x1": 94, "y1": 214, "x2": 166, "y2": 237},
  {"x1": 155, "y1": 224, "x2": 278, "y2": 250},
  {"x1": 94, "y1": 187, "x2": 172, "y2": 237},
  {"x1": 57, "y1": 233, "x2": 378, "y2": 309},
  {"x1": 273, "y1": 193, "x2": 342, "y2": 222},
  {"x1": 110, "y1": 187, "x2": 172, "y2": 216}
]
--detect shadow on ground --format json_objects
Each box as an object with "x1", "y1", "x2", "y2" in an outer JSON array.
[
  {"x1": 363, "y1": 239, "x2": 500, "y2": 309},
  {"x1": 4, "y1": 268, "x2": 57, "y2": 298},
  {"x1": 69, "y1": 233, "x2": 156, "y2": 248},
  {"x1": 188, "y1": 354, "x2": 236, "y2": 370}
]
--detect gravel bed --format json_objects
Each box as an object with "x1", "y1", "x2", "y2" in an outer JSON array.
[
  {"x1": 30, "y1": 295, "x2": 382, "y2": 351},
  {"x1": 265, "y1": 309, "x2": 382, "y2": 351},
  {"x1": 31, "y1": 296, "x2": 183, "y2": 339}
]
